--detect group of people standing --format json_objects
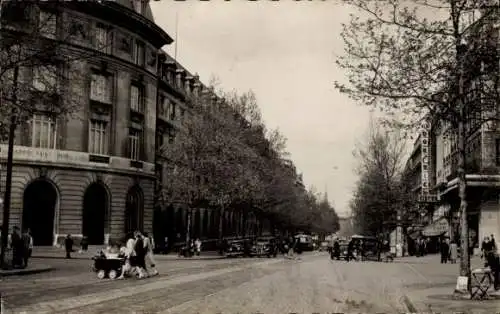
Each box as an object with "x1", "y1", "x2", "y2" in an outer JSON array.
[
  {"x1": 439, "y1": 238, "x2": 458, "y2": 264},
  {"x1": 414, "y1": 237, "x2": 429, "y2": 257},
  {"x1": 116, "y1": 231, "x2": 158, "y2": 279},
  {"x1": 0, "y1": 226, "x2": 33, "y2": 269}
]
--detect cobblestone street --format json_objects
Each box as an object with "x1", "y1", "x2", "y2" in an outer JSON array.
[{"x1": 2, "y1": 253, "x2": 499, "y2": 313}]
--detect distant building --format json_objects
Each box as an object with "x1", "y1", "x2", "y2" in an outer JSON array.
[{"x1": 337, "y1": 215, "x2": 354, "y2": 237}]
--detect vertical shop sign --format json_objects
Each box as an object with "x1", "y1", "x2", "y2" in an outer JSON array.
[{"x1": 421, "y1": 121, "x2": 430, "y2": 195}]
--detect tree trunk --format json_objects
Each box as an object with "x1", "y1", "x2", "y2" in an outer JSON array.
[
  {"x1": 458, "y1": 115, "x2": 470, "y2": 284},
  {"x1": 185, "y1": 207, "x2": 192, "y2": 247},
  {"x1": 218, "y1": 205, "x2": 224, "y2": 243},
  {"x1": 453, "y1": 3, "x2": 470, "y2": 291},
  {"x1": 0, "y1": 66, "x2": 19, "y2": 268}
]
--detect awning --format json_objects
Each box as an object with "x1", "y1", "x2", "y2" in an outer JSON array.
[
  {"x1": 409, "y1": 230, "x2": 421, "y2": 240},
  {"x1": 422, "y1": 217, "x2": 449, "y2": 237}
]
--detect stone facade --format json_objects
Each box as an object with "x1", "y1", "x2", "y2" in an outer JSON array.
[{"x1": 0, "y1": 1, "x2": 172, "y2": 246}]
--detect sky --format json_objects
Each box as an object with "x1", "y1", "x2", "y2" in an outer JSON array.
[{"x1": 150, "y1": 1, "x2": 371, "y2": 217}]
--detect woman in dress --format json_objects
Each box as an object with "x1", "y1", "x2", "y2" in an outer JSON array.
[{"x1": 117, "y1": 233, "x2": 136, "y2": 279}]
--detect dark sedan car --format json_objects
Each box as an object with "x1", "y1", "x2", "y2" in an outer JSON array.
[
  {"x1": 224, "y1": 240, "x2": 246, "y2": 257},
  {"x1": 249, "y1": 237, "x2": 278, "y2": 258}
]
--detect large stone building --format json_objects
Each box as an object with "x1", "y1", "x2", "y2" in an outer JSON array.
[{"x1": 0, "y1": 0, "x2": 173, "y2": 246}]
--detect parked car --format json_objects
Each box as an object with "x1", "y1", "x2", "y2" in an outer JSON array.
[
  {"x1": 249, "y1": 237, "x2": 278, "y2": 257},
  {"x1": 224, "y1": 240, "x2": 246, "y2": 258}
]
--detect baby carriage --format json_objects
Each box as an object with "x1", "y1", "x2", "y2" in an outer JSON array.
[{"x1": 92, "y1": 250, "x2": 125, "y2": 280}]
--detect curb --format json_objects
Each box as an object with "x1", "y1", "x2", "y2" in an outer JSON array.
[
  {"x1": 401, "y1": 295, "x2": 419, "y2": 313},
  {"x1": 0, "y1": 265, "x2": 53, "y2": 277}
]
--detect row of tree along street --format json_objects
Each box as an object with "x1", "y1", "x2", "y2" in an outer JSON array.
[
  {"x1": 336, "y1": 0, "x2": 500, "y2": 292},
  {"x1": 156, "y1": 84, "x2": 340, "y2": 245}
]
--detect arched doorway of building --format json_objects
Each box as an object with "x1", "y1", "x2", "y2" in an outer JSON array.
[
  {"x1": 82, "y1": 183, "x2": 109, "y2": 245},
  {"x1": 125, "y1": 185, "x2": 144, "y2": 234},
  {"x1": 22, "y1": 180, "x2": 58, "y2": 246}
]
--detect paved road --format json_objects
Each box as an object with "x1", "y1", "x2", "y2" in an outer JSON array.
[{"x1": 2, "y1": 253, "x2": 499, "y2": 313}]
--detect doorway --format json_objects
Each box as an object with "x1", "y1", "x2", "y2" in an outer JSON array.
[
  {"x1": 125, "y1": 185, "x2": 143, "y2": 234},
  {"x1": 82, "y1": 183, "x2": 108, "y2": 245},
  {"x1": 22, "y1": 180, "x2": 58, "y2": 246}
]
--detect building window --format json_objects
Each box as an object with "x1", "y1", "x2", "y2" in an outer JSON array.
[
  {"x1": 169, "y1": 102, "x2": 176, "y2": 121},
  {"x1": 31, "y1": 114, "x2": 57, "y2": 149},
  {"x1": 117, "y1": 32, "x2": 132, "y2": 54},
  {"x1": 33, "y1": 66, "x2": 57, "y2": 92},
  {"x1": 90, "y1": 73, "x2": 112, "y2": 104},
  {"x1": 95, "y1": 24, "x2": 111, "y2": 53},
  {"x1": 88, "y1": 120, "x2": 108, "y2": 155},
  {"x1": 134, "y1": 41, "x2": 145, "y2": 66},
  {"x1": 496, "y1": 139, "x2": 500, "y2": 166},
  {"x1": 167, "y1": 127, "x2": 175, "y2": 144},
  {"x1": 129, "y1": 129, "x2": 142, "y2": 160},
  {"x1": 39, "y1": 10, "x2": 57, "y2": 39},
  {"x1": 146, "y1": 48, "x2": 157, "y2": 68},
  {"x1": 158, "y1": 95, "x2": 165, "y2": 117},
  {"x1": 130, "y1": 84, "x2": 144, "y2": 112},
  {"x1": 68, "y1": 18, "x2": 88, "y2": 42}
]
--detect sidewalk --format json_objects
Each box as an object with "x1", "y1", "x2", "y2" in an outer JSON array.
[
  {"x1": 31, "y1": 246, "x2": 224, "y2": 260},
  {"x1": 400, "y1": 254, "x2": 500, "y2": 314},
  {"x1": 0, "y1": 262, "x2": 53, "y2": 277}
]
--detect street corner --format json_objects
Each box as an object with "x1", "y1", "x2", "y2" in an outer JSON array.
[{"x1": 0, "y1": 264, "x2": 53, "y2": 277}]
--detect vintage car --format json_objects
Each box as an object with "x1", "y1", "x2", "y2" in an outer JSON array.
[
  {"x1": 294, "y1": 234, "x2": 314, "y2": 252},
  {"x1": 224, "y1": 240, "x2": 246, "y2": 258},
  {"x1": 318, "y1": 241, "x2": 330, "y2": 252},
  {"x1": 249, "y1": 237, "x2": 278, "y2": 257},
  {"x1": 350, "y1": 235, "x2": 381, "y2": 261}
]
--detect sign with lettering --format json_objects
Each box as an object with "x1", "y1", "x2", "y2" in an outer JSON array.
[
  {"x1": 420, "y1": 121, "x2": 430, "y2": 195},
  {"x1": 0, "y1": 145, "x2": 155, "y2": 175},
  {"x1": 422, "y1": 218, "x2": 449, "y2": 237},
  {"x1": 455, "y1": 276, "x2": 468, "y2": 292}
]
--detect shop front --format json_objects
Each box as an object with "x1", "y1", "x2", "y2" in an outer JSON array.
[{"x1": 422, "y1": 217, "x2": 450, "y2": 253}]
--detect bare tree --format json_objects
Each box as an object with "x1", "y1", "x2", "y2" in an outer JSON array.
[
  {"x1": 335, "y1": 0, "x2": 499, "y2": 288},
  {"x1": 351, "y1": 119, "x2": 406, "y2": 237}
]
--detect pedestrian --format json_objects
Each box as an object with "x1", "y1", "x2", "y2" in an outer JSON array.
[
  {"x1": 481, "y1": 236, "x2": 499, "y2": 290},
  {"x1": 143, "y1": 232, "x2": 158, "y2": 276},
  {"x1": 134, "y1": 231, "x2": 147, "y2": 278},
  {"x1": 21, "y1": 228, "x2": 32, "y2": 268},
  {"x1": 65, "y1": 234, "x2": 73, "y2": 259},
  {"x1": 118, "y1": 233, "x2": 136, "y2": 279},
  {"x1": 10, "y1": 227, "x2": 23, "y2": 268},
  {"x1": 332, "y1": 240, "x2": 340, "y2": 260},
  {"x1": 347, "y1": 239, "x2": 354, "y2": 262},
  {"x1": 80, "y1": 235, "x2": 89, "y2": 253},
  {"x1": 440, "y1": 238, "x2": 449, "y2": 264},
  {"x1": 449, "y1": 240, "x2": 458, "y2": 264},
  {"x1": 195, "y1": 238, "x2": 202, "y2": 256},
  {"x1": 491, "y1": 234, "x2": 497, "y2": 252}
]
